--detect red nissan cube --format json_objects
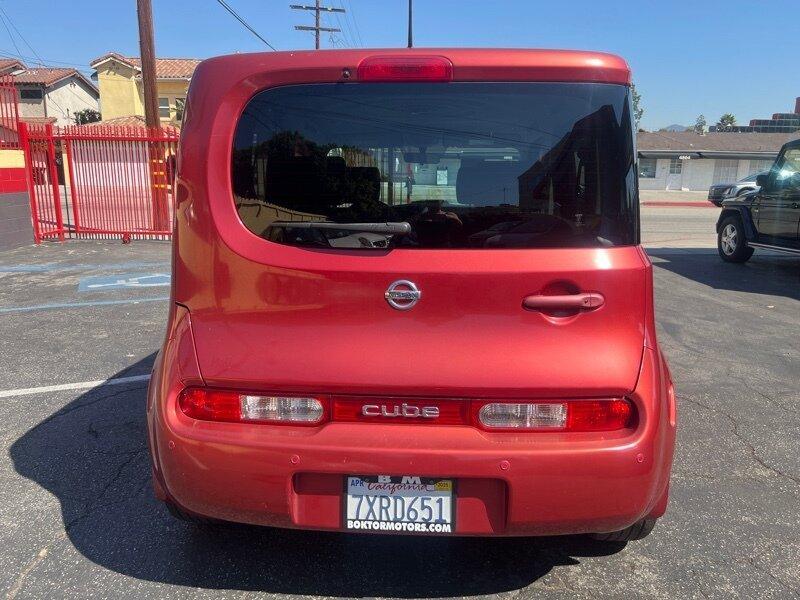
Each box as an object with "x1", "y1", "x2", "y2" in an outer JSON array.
[{"x1": 147, "y1": 49, "x2": 676, "y2": 541}]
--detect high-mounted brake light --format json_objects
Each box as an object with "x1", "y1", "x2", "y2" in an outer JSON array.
[
  {"x1": 357, "y1": 56, "x2": 453, "y2": 82},
  {"x1": 178, "y1": 388, "x2": 325, "y2": 425},
  {"x1": 475, "y1": 399, "x2": 634, "y2": 432}
]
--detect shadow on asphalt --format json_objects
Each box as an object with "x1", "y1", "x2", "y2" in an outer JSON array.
[
  {"x1": 9, "y1": 354, "x2": 625, "y2": 597},
  {"x1": 648, "y1": 248, "x2": 800, "y2": 301}
]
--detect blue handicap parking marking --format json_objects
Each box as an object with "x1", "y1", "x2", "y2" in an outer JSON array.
[{"x1": 78, "y1": 273, "x2": 171, "y2": 292}]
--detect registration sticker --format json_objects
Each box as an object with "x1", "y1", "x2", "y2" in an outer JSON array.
[{"x1": 344, "y1": 475, "x2": 455, "y2": 534}]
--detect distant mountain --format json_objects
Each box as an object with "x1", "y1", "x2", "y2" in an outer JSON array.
[{"x1": 659, "y1": 124, "x2": 690, "y2": 132}]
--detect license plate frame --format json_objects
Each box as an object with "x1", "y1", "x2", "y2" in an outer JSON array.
[{"x1": 343, "y1": 475, "x2": 456, "y2": 535}]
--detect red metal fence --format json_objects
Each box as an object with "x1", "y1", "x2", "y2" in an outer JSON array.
[
  {"x1": 20, "y1": 122, "x2": 179, "y2": 242},
  {"x1": 0, "y1": 75, "x2": 20, "y2": 149}
]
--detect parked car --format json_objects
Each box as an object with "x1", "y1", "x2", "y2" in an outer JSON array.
[
  {"x1": 707, "y1": 171, "x2": 769, "y2": 206},
  {"x1": 148, "y1": 49, "x2": 676, "y2": 542},
  {"x1": 717, "y1": 139, "x2": 800, "y2": 261}
]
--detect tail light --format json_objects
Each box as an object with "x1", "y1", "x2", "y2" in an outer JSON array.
[
  {"x1": 357, "y1": 56, "x2": 453, "y2": 82},
  {"x1": 177, "y1": 388, "x2": 634, "y2": 432},
  {"x1": 475, "y1": 399, "x2": 634, "y2": 432},
  {"x1": 178, "y1": 388, "x2": 324, "y2": 425}
]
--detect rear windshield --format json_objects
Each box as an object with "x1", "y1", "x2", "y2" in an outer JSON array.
[{"x1": 231, "y1": 82, "x2": 638, "y2": 249}]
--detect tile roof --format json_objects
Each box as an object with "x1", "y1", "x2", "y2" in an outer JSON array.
[
  {"x1": 80, "y1": 114, "x2": 180, "y2": 132},
  {"x1": 82, "y1": 115, "x2": 148, "y2": 127},
  {"x1": 0, "y1": 58, "x2": 25, "y2": 74},
  {"x1": 12, "y1": 67, "x2": 78, "y2": 86},
  {"x1": 90, "y1": 52, "x2": 200, "y2": 79},
  {"x1": 10, "y1": 67, "x2": 98, "y2": 96},
  {"x1": 637, "y1": 131, "x2": 799, "y2": 153}
]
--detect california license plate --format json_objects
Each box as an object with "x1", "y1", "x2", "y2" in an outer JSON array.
[{"x1": 344, "y1": 475, "x2": 454, "y2": 534}]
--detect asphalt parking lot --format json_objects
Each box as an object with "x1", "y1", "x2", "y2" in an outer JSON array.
[{"x1": 0, "y1": 206, "x2": 798, "y2": 599}]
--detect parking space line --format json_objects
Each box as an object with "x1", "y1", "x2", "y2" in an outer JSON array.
[
  {"x1": 78, "y1": 273, "x2": 171, "y2": 292},
  {"x1": 0, "y1": 297, "x2": 169, "y2": 314},
  {"x1": 0, "y1": 374, "x2": 151, "y2": 399}
]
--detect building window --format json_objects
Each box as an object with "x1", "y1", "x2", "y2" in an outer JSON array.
[
  {"x1": 20, "y1": 88, "x2": 43, "y2": 100},
  {"x1": 174, "y1": 97, "x2": 185, "y2": 122},
  {"x1": 669, "y1": 158, "x2": 682, "y2": 174},
  {"x1": 712, "y1": 159, "x2": 739, "y2": 184},
  {"x1": 158, "y1": 97, "x2": 170, "y2": 119},
  {"x1": 638, "y1": 158, "x2": 657, "y2": 178}
]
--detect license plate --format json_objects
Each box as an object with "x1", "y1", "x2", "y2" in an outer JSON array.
[{"x1": 344, "y1": 475, "x2": 454, "y2": 534}]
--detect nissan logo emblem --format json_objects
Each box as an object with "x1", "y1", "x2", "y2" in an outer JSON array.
[{"x1": 385, "y1": 280, "x2": 421, "y2": 311}]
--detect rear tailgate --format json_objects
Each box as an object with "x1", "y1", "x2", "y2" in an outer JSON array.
[{"x1": 188, "y1": 246, "x2": 646, "y2": 398}]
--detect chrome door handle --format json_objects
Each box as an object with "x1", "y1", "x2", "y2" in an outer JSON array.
[{"x1": 522, "y1": 292, "x2": 605, "y2": 312}]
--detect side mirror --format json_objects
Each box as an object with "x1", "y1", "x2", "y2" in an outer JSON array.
[{"x1": 755, "y1": 173, "x2": 769, "y2": 188}]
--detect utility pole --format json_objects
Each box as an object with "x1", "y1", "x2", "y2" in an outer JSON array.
[
  {"x1": 291, "y1": 0, "x2": 343, "y2": 50},
  {"x1": 136, "y1": 0, "x2": 159, "y2": 129},
  {"x1": 407, "y1": 0, "x2": 413, "y2": 48},
  {"x1": 136, "y1": 0, "x2": 169, "y2": 231}
]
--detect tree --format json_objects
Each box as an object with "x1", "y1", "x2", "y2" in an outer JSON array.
[
  {"x1": 694, "y1": 114, "x2": 707, "y2": 134},
  {"x1": 631, "y1": 84, "x2": 644, "y2": 130},
  {"x1": 73, "y1": 109, "x2": 101, "y2": 125},
  {"x1": 716, "y1": 113, "x2": 736, "y2": 132}
]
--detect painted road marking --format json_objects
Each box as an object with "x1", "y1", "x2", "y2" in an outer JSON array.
[
  {"x1": 0, "y1": 260, "x2": 170, "y2": 273},
  {"x1": 78, "y1": 273, "x2": 171, "y2": 292},
  {"x1": 0, "y1": 374, "x2": 151, "y2": 399},
  {"x1": 0, "y1": 296, "x2": 169, "y2": 314}
]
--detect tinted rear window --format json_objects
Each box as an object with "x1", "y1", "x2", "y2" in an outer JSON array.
[{"x1": 232, "y1": 82, "x2": 638, "y2": 249}]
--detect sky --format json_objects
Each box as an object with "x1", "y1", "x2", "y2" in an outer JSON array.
[{"x1": 0, "y1": 0, "x2": 797, "y2": 130}]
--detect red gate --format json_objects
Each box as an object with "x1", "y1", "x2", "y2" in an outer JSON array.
[{"x1": 20, "y1": 122, "x2": 179, "y2": 242}]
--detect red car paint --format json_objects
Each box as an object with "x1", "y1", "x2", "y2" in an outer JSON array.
[{"x1": 147, "y1": 48, "x2": 676, "y2": 536}]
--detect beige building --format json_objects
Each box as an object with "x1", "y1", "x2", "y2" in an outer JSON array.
[{"x1": 89, "y1": 53, "x2": 201, "y2": 127}]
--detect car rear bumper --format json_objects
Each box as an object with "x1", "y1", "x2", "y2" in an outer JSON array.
[{"x1": 148, "y1": 327, "x2": 676, "y2": 536}]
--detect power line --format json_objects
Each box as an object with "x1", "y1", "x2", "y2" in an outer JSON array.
[
  {"x1": 0, "y1": 14, "x2": 22, "y2": 58},
  {"x1": 0, "y1": 6, "x2": 46, "y2": 67},
  {"x1": 330, "y1": 1, "x2": 352, "y2": 47},
  {"x1": 336, "y1": 0, "x2": 360, "y2": 48},
  {"x1": 343, "y1": 0, "x2": 363, "y2": 47},
  {"x1": 215, "y1": 0, "x2": 278, "y2": 50},
  {"x1": 0, "y1": 50, "x2": 93, "y2": 73},
  {"x1": 291, "y1": 1, "x2": 343, "y2": 50}
]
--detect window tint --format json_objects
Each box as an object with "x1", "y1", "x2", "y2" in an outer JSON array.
[
  {"x1": 232, "y1": 82, "x2": 638, "y2": 249},
  {"x1": 771, "y1": 147, "x2": 800, "y2": 192}
]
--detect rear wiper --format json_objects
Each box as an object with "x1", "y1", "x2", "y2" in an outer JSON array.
[{"x1": 271, "y1": 221, "x2": 411, "y2": 234}]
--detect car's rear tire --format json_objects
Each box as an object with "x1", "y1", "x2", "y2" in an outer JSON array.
[
  {"x1": 718, "y1": 216, "x2": 754, "y2": 263},
  {"x1": 589, "y1": 518, "x2": 657, "y2": 542}
]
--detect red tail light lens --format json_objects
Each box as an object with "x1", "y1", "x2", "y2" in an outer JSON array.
[
  {"x1": 178, "y1": 388, "x2": 325, "y2": 425},
  {"x1": 567, "y1": 399, "x2": 634, "y2": 431},
  {"x1": 475, "y1": 399, "x2": 634, "y2": 432},
  {"x1": 357, "y1": 56, "x2": 453, "y2": 82}
]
